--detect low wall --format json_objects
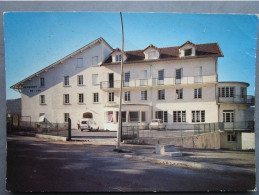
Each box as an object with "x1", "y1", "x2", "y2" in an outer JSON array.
[{"x1": 135, "y1": 131, "x2": 221, "y2": 149}]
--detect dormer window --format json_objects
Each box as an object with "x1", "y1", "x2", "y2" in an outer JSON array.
[
  {"x1": 185, "y1": 48, "x2": 192, "y2": 56},
  {"x1": 116, "y1": 54, "x2": 121, "y2": 62}
]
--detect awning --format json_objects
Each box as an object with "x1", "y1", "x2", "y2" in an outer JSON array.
[{"x1": 39, "y1": 115, "x2": 45, "y2": 123}]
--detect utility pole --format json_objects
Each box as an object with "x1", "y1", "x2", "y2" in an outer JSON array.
[{"x1": 117, "y1": 12, "x2": 124, "y2": 149}]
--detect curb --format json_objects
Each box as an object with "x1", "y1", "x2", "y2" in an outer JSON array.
[
  {"x1": 123, "y1": 154, "x2": 255, "y2": 174},
  {"x1": 35, "y1": 134, "x2": 67, "y2": 141}
]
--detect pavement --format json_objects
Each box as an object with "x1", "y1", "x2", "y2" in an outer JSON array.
[{"x1": 8, "y1": 130, "x2": 256, "y2": 175}]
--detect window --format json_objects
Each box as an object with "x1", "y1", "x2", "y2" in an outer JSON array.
[
  {"x1": 92, "y1": 56, "x2": 98, "y2": 66},
  {"x1": 185, "y1": 48, "x2": 192, "y2": 56},
  {"x1": 223, "y1": 110, "x2": 234, "y2": 122},
  {"x1": 158, "y1": 69, "x2": 164, "y2": 85},
  {"x1": 116, "y1": 111, "x2": 127, "y2": 123},
  {"x1": 141, "y1": 112, "x2": 146, "y2": 122},
  {"x1": 176, "y1": 89, "x2": 183, "y2": 99},
  {"x1": 64, "y1": 76, "x2": 69, "y2": 86},
  {"x1": 194, "y1": 88, "x2": 202, "y2": 99},
  {"x1": 93, "y1": 93, "x2": 99, "y2": 103},
  {"x1": 64, "y1": 94, "x2": 70, "y2": 104},
  {"x1": 227, "y1": 133, "x2": 236, "y2": 142},
  {"x1": 116, "y1": 54, "x2": 121, "y2": 62},
  {"x1": 40, "y1": 95, "x2": 45, "y2": 104},
  {"x1": 176, "y1": 68, "x2": 182, "y2": 84},
  {"x1": 92, "y1": 74, "x2": 98, "y2": 85},
  {"x1": 78, "y1": 93, "x2": 84, "y2": 104},
  {"x1": 240, "y1": 87, "x2": 247, "y2": 98},
  {"x1": 155, "y1": 111, "x2": 168, "y2": 123},
  {"x1": 129, "y1": 112, "x2": 139, "y2": 122},
  {"x1": 109, "y1": 92, "x2": 114, "y2": 102},
  {"x1": 141, "y1": 90, "x2": 147, "y2": 100},
  {"x1": 173, "y1": 111, "x2": 186, "y2": 123},
  {"x1": 40, "y1": 78, "x2": 45, "y2": 87},
  {"x1": 218, "y1": 87, "x2": 235, "y2": 97},
  {"x1": 124, "y1": 72, "x2": 130, "y2": 83},
  {"x1": 64, "y1": 113, "x2": 69, "y2": 122},
  {"x1": 192, "y1": 110, "x2": 205, "y2": 123},
  {"x1": 125, "y1": 91, "x2": 130, "y2": 101},
  {"x1": 107, "y1": 111, "x2": 113, "y2": 122},
  {"x1": 158, "y1": 89, "x2": 165, "y2": 100},
  {"x1": 77, "y1": 58, "x2": 83, "y2": 67},
  {"x1": 78, "y1": 75, "x2": 83, "y2": 85},
  {"x1": 148, "y1": 51, "x2": 156, "y2": 59}
]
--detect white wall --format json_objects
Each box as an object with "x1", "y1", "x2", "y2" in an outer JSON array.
[{"x1": 241, "y1": 132, "x2": 255, "y2": 150}]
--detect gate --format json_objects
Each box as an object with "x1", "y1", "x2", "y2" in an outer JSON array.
[{"x1": 122, "y1": 125, "x2": 139, "y2": 140}]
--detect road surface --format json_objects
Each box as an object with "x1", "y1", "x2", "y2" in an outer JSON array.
[{"x1": 6, "y1": 135, "x2": 255, "y2": 192}]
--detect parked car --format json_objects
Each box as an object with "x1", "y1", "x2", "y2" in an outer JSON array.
[
  {"x1": 149, "y1": 119, "x2": 166, "y2": 130},
  {"x1": 78, "y1": 118, "x2": 99, "y2": 131}
]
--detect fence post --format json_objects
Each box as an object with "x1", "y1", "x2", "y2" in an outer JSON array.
[{"x1": 67, "y1": 118, "x2": 72, "y2": 141}]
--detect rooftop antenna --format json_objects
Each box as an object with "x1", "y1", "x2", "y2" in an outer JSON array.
[{"x1": 116, "y1": 12, "x2": 124, "y2": 149}]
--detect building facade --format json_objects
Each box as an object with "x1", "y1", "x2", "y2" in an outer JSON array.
[{"x1": 11, "y1": 38, "x2": 254, "y2": 140}]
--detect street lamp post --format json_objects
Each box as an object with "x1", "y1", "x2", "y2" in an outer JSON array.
[{"x1": 116, "y1": 12, "x2": 124, "y2": 150}]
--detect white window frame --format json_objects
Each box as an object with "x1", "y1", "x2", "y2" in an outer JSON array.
[
  {"x1": 148, "y1": 51, "x2": 156, "y2": 59},
  {"x1": 184, "y1": 48, "x2": 192, "y2": 56},
  {"x1": 78, "y1": 75, "x2": 83, "y2": 86},
  {"x1": 78, "y1": 93, "x2": 84, "y2": 104},
  {"x1": 227, "y1": 133, "x2": 237, "y2": 142},
  {"x1": 40, "y1": 95, "x2": 45, "y2": 104},
  {"x1": 192, "y1": 110, "x2": 205, "y2": 123},
  {"x1": 194, "y1": 88, "x2": 202, "y2": 99},
  {"x1": 158, "y1": 89, "x2": 165, "y2": 100},
  {"x1": 173, "y1": 111, "x2": 186, "y2": 123},
  {"x1": 109, "y1": 92, "x2": 114, "y2": 102},
  {"x1": 223, "y1": 110, "x2": 234, "y2": 123},
  {"x1": 63, "y1": 94, "x2": 70, "y2": 104},
  {"x1": 128, "y1": 111, "x2": 139, "y2": 122},
  {"x1": 64, "y1": 76, "x2": 70, "y2": 86},
  {"x1": 93, "y1": 93, "x2": 99, "y2": 103},
  {"x1": 124, "y1": 91, "x2": 130, "y2": 101},
  {"x1": 155, "y1": 111, "x2": 168, "y2": 123},
  {"x1": 40, "y1": 77, "x2": 45, "y2": 87},
  {"x1": 77, "y1": 58, "x2": 83, "y2": 68},
  {"x1": 116, "y1": 54, "x2": 121, "y2": 62},
  {"x1": 176, "y1": 88, "x2": 183, "y2": 99},
  {"x1": 141, "y1": 90, "x2": 147, "y2": 100},
  {"x1": 64, "y1": 113, "x2": 70, "y2": 122},
  {"x1": 218, "y1": 87, "x2": 235, "y2": 98},
  {"x1": 141, "y1": 111, "x2": 146, "y2": 122}
]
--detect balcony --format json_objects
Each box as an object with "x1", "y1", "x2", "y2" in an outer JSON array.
[
  {"x1": 218, "y1": 95, "x2": 255, "y2": 105},
  {"x1": 222, "y1": 121, "x2": 254, "y2": 131},
  {"x1": 100, "y1": 75, "x2": 217, "y2": 90}
]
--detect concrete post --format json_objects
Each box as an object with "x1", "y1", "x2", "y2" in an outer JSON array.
[{"x1": 67, "y1": 118, "x2": 72, "y2": 141}]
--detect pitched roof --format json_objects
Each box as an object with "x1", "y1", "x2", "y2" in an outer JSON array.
[
  {"x1": 102, "y1": 42, "x2": 223, "y2": 65},
  {"x1": 143, "y1": 44, "x2": 159, "y2": 52},
  {"x1": 11, "y1": 37, "x2": 112, "y2": 89},
  {"x1": 179, "y1": 40, "x2": 196, "y2": 48}
]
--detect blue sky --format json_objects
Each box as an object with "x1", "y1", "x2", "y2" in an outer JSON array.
[{"x1": 4, "y1": 12, "x2": 258, "y2": 99}]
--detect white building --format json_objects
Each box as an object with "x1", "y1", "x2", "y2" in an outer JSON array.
[{"x1": 11, "y1": 37, "x2": 254, "y2": 147}]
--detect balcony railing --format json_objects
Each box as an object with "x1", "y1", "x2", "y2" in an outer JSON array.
[
  {"x1": 223, "y1": 121, "x2": 254, "y2": 131},
  {"x1": 218, "y1": 95, "x2": 255, "y2": 105},
  {"x1": 100, "y1": 75, "x2": 217, "y2": 90}
]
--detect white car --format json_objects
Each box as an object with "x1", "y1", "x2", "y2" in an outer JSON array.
[
  {"x1": 149, "y1": 119, "x2": 166, "y2": 130},
  {"x1": 78, "y1": 118, "x2": 99, "y2": 131}
]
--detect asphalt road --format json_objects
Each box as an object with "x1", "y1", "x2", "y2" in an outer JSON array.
[{"x1": 6, "y1": 135, "x2": 256, "y2": 192}]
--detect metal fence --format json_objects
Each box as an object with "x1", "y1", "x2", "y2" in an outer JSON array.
[{"x1": 9, "y1": 119, "x2": 69, "y2": 137}]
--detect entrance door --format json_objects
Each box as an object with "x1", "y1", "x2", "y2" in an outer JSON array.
[{"x1": 109, "y1": 73, "x2": 114, "y2": 88}]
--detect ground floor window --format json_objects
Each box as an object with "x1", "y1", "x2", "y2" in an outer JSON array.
[
  {"x1": 106, "y1": 111, "x2": 113, "y2": 122},
  {"x1": 173, "y1": 111, "x2": 186, "y2": 123},
  {"x1": 155, "y1": 111, "x2": 168, "y2": 123},
  {"x1": 109, "y1": 92, "x2": 114, "y2": 102},
  {"x1": 192, "y1": 110, "x2": 205, "y2": 123},
  {"x1": 227, "y1": 133, "x2": 236, "y2": 142},
  {"x1": 223, "y1": 110, "x2": 234, "y2": 122},
  {"x1": 116, "y1": 111, "x2": 126, "y2": 123},
  {"x1": 141, "y1": 112, "x2": 146, "y2": 122},
  {"x1": 129, "y1": 112, "x2": 139, "y2": 122},
  {"x1": 64, "y1": 113, "x2": 69, "y2": 122}
]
